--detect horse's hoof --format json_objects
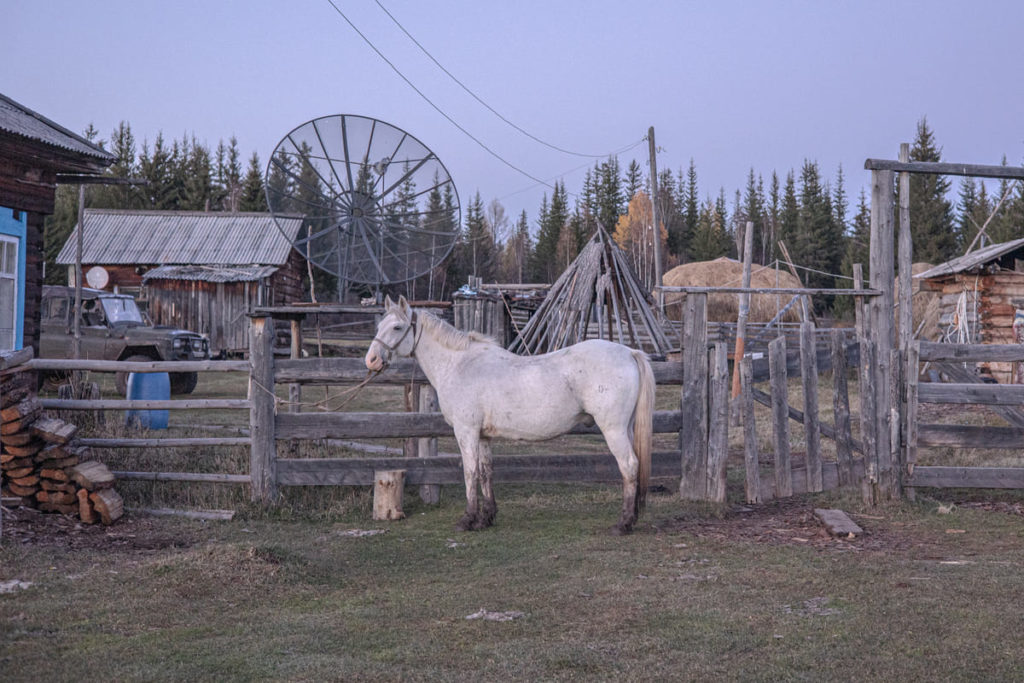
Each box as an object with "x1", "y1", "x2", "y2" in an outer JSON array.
[
  {"x1": 610, "y1": 523, "x2": 633, "y2": 536},
  {"x1": 455, "y1": 514, "x2": 477, "y2": 531}
]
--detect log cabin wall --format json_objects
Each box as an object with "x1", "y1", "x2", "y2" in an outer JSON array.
[{"x1": 924, "y1": 271, "x2": 1024, "y2": 383}]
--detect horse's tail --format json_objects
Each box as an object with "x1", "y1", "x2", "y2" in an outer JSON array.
[{"x1": 631, "y1": 349, "x2": 654, "y2": 514}]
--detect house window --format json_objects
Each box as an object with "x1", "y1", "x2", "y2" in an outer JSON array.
[{"x1": 0, "y1": 235, "x2": 17, "y2": 351}]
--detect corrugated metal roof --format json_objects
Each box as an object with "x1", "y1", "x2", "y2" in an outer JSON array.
[
  {"x1": 57, "y1": 210, "x2": 303, "y2": 266},
  {"x1": 142, "y1": 264, "x2": 279, "y2": 283},
  {"x1": 0, "y1": 93, "x2": 115, "y2": 162},
  {"x1": 915, "y1": 237, "x2": 1024, "y2": 280}
]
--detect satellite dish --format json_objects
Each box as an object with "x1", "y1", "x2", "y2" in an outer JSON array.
[
  {"x1": 265, "y1": 114, "x2": 461, "y2": 296},
  {"x1": 85, "y1": 266, "x2": 109, "y2": 290}
]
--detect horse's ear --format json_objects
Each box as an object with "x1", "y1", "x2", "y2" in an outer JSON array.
[
  {"x1": 397, "y1": 295, "x2": 410, "y2": 316},
  {"x1": 383, "y1": 295, "x2": 395, "y2": 312}
]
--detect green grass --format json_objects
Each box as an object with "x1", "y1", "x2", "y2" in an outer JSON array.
[{"x1": 4, "y1": 486, "x2": 1024, "y2": 681}]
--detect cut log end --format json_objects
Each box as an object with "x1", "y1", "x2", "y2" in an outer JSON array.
[{"x1": 372, "y1": 469, "x2": 406, "y2": 521}]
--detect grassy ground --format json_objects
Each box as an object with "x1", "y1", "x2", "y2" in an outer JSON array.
[{"x1": 3, "y1": 485, "x2": 1024, "y2": 681}]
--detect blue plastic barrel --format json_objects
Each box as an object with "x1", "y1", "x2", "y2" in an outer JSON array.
[{"x1": 126, "y1": 372, "x2": 170, "y2": 430}]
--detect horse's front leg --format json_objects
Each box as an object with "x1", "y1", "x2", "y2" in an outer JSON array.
[
  {"x1": 476, "y1": 439, "x2": 497, "y2": 529},
  {"x1": 454, "y1": 430, "x2": 482, "y2": 531}
]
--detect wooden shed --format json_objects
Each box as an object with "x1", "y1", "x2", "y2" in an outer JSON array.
[
  {"x1": 0, "y1": 93, "x2": 114, "y2": 354},
  {"x1": 916, "y1": 237, "x2": 1024, "y2": 383},
  {"x1": 56, "y1": 210, "x2": 305, "y2": 356}
]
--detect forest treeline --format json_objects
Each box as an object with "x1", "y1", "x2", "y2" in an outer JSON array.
[{"x1": 46, "y1": 118, "x2": 1024, "y2": 313}]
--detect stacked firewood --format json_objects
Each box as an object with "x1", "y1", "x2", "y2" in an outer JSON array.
[{"x1": 1, "y1": 365, "x2": 123, "y2": 525}]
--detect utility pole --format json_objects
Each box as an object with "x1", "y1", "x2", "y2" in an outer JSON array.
[{"x1": 648, "y1": 126, "x2": 663, "y2": 293}]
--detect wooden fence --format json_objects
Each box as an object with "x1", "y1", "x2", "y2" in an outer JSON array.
[
  {"x1": 907, "y1": 341, "x2": 1024, "y2": 490},
  {"x1": 25, "y1": 298, "x2": 874, "y2": 506}
]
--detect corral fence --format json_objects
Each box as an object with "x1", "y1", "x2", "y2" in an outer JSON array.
[{"x1": 20, "y1": 291, "x2": 879, "y2": 508}]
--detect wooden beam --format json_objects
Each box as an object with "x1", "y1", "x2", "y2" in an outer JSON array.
[
  {"x1": 918, "y1": 424, "x2": 1024, "y2": 448},
  {"x1": 864, "y1": 158, "x2": 1024, "y2": 180},
  {"x1": 919, "y1": 341, "x2": 1024, "y2": 363},
  {"x1": 918, "y1": 383, "x2": 1024, "y2": 405},
  {"x1": 249, "y1": 316, "x2": 277, "y2": 503},
  {"x1": 276, "y1": 451, "x2": 683, "y2": 487},
  {"x1": 907, "y1": 466, "x2": 1024, "y2": 489}
]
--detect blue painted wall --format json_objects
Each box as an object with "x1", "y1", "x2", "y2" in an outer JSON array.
[{"x1": 0, "y1": 205, "x2": 27, "y2": 349}]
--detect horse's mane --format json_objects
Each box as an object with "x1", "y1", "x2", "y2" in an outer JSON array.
[{"x1": 416, "y1": 309, "x2": 499, "y2": 351}]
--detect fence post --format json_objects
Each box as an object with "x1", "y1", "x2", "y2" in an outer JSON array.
[
  {"x1": 869, "y1": 168, "x2": 897, "y2": 499},
  {"x1": 249, "y1": 315, "x2": 277, "y2": 503},
  {"x1": 799, "y1": 322, "x2": 823, "y2": 492},
  {"x1": 769, "y1": 335, "x2": 792, "y2": 498},
  {"x1": 739, "y1": 356, "x2": 761, "y2": 503},
  {"x1": 831, "y1": 329, "x2": 854, "y2": 486},
  {"x1": 418, "y1": 384, "x2": 441, "y2": 504},
  {"x1": 707, "y1": 342, "x2": 730, "y2": 502},
  {"x1": 680, "y1": 293, "x2": 708, "y2": 500}
]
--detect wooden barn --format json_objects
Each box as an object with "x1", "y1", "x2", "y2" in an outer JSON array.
[
  {"x1": 56, "y1": 210, "x2": 305, "y2": 356},
  {"x1": 916, "y1": 236, "x2": 1024, "y2": 383},
  {"x1": 0, "y1": 93, "x2": 114, "y2": 354}
]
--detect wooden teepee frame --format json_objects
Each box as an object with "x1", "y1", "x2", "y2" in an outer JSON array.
[{"x1": 509, "y1": 225, "x2": 678, "y2": 357}]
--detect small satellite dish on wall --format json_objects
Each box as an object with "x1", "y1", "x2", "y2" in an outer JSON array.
[{"x1": 85, "y1": 266, "x2": 109, "y2": 290}]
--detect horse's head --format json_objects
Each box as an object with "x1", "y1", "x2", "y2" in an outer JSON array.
[{"x1": 365, "y1": 295, "x2": 417, "y2": 371}]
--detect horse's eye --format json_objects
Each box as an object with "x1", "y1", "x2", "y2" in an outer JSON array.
[{"x1": 393, "y1": 324, "x2": 402, "y2": 331}]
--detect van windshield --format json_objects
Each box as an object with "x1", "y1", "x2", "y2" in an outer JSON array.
[{"x1": 100, "y1": 297, "x2": 145, "y2": 325}]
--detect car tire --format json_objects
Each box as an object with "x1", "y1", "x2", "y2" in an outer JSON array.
[
  {"x1": 170, "y1": 372, "x2": 198, "y2": 395},
  {"x1": 116, "y1": 354, "x2": 156, "y2": 396}
]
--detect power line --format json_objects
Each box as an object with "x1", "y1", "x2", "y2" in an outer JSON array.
[
  {"x1": 324, "y1": 0, "x2": 554, "y2": 190},
  {"x1": 373, "y1": 0, "x2": 643, "y2": 159},
  {"x1": 323, "y1": 0, "x2": 645, "y2": 198}
]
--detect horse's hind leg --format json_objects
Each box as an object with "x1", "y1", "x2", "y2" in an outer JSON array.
[
  {"x1": 476, "y1": 439, "x2": 497, "y2": 529},
  {"x1": 602, "y1": 428, "x2": 639, "y2": 534},
  {"x1": 455, "y1": 430, "x2": 482, "y2": 531}
]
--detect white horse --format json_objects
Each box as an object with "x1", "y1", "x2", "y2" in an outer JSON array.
[{"x1": 365, "y1": 295, "x2": 654, "y2": 534}]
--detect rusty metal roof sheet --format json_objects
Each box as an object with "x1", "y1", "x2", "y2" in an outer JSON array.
[
  {"x1": 57, "y1": 210, "x2": 302, "y2": 266},
  {"x1": 0, "y1": 93, "x2": 115, "y2": 162},
  {"x1": 142, "y1": 264, "x2": 279, "y2": 283},
  {"x1": 914, "y1": 237, "x2": 1024, "y2": 280}
]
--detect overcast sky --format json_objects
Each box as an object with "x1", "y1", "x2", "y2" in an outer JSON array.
[{"x1": 7, "y1": 0, "x2": 1024, "y2": 228}]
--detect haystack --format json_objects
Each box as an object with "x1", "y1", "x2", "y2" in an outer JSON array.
[
  {"x1": 662, "y1": 257, "x2": 802, "y2": 323},
  {"x1": 898, "y1": 262, "x2": 939, "y2": 340}
]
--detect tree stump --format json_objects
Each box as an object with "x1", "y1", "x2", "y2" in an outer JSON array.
[{"x1": 372, "y1": 469, "x2": 406, "y2": 521}]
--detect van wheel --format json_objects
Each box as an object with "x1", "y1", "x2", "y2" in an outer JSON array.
[
  {"x1": 116, "y1": 354, "x2": 154, "y2": 396},
  {"x1": 170, "y1": 372, "x2": 198, "y2": 395}
]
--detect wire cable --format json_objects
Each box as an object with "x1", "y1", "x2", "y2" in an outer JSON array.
[
  {"x1": 373, "y1": 0, "x2": 644, "y2": 159},
  {"x1": 325, "y1": 0, "x2": 556, "y2": 189}
]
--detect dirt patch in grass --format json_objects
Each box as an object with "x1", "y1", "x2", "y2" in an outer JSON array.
[
  {"x1": 656, "y1": 496, "x2": 950, "y2": 555},
  {"x1": 1, "y1": 505, "x2": 197, "y2": 553}
]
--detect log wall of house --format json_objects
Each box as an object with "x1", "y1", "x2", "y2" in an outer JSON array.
[{"x1": 925, "y1": 272, "x2": 1024, "y2": 383}]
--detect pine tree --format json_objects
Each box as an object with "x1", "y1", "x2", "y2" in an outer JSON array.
[
  {"x1": 905, "y1": 117, "x2": 956, "y2": 262},
  {"x1": 594, "y1": 157, "x2": 624, "y2": 231},
  {"x1": 240, "y1": 152, "x2": 267, "y2": 212},
  {"x1": 138, "y1": 133, "x2": 180, "y2": 209},
  {"x1": 741, "y1": 169, "x2": 765, "y2": 264},
  {"x1": 765, "y1": 171, "x2": 781, "y2": 264},
  {"x1": 689, "y1": 198, "x2": 730, "y2": 261},
  {"x1": 795, "y1": 160, "x2": 841, "y2": 296},
  {"x1": 681, "y1": 159, "x2": 699, "y2": 260},
  {"x1": 624, "y1": 159, "x2": 644, "y2": 202},
  {"x1": 181, "y1": 135, "x2": 213, "y2": 211},
  {"x1": 532, "y1": 182, "x2": 570, "y2": 282},
  {"x1": 778, "y1": 171, "x2": 799, "y2": 266}
]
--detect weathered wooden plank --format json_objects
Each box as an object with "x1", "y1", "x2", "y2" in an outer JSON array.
[
  {"x1": 249, "y1": 316, "x2": 278, "y2": 503},
  {"x1": 918, "y1": 342, "x2": 1024, "y2": 363},
  {"x1": 930, "y1": 362, "x2": 1024, "y2": 428},
  {"x1": 79, "y1": 437, "x2": 250, "y2": 448},
  {"x1": 918, "y1": 383, "x2": 1024, "y2": 405},
  {"x1": 113, "y1": 471, "x2": 251, "y2": 483},
  {"x1": 679, "y1": 293, "x2": 708, "y2": 500},
  {"x1": 40, "y1": 398, "x2": 251, "y2": 411},
  {"x1": 658, "y1": 286, "x2": 879, "y2": 296},
  {"x1": 276, "y1": 451, "x2": 682, "y2": 486},
  {"x1": 275, "y1": 410, "x2": 683, "y2": 441},
  {"x1": 0, "y1": 347, "x2": 33, "y2": 372},
  {"x1": 27, "y1": 359, "x2": 249, "y2": 373},
  {"x1": 907, "y1": 466, "x2": 1024, "y2": 489},
  {"x1": 740, "y1": 357, "x2": 761, "y2": 504},
  {"x1": 707, "y1": 343, "x2": 730, "y2": 502},
  {"x1": 800, "y1": 322, "x2": 823, "y2": 492},
  {"x1": 905, "y1": 341, "x2": 920, "y2": 477},
  {"x1": 864, "y1": 158, "x2": 1024, "y2": 180},
  {"x1": 814, "y1": 508, "x2": 864, "y2": 537},
  {"x1": 869, "y1": 168, "x2": 896, "y2": 500},
  {"x1": 769, "y1": 336, "x2": 792, "y2": 498},
  {"x1": 831, "y1": 330, "x2": 854, "y2": 486},
  {"x1": 917, "y1": 424, "x2": 1024, "y2": 448}
]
